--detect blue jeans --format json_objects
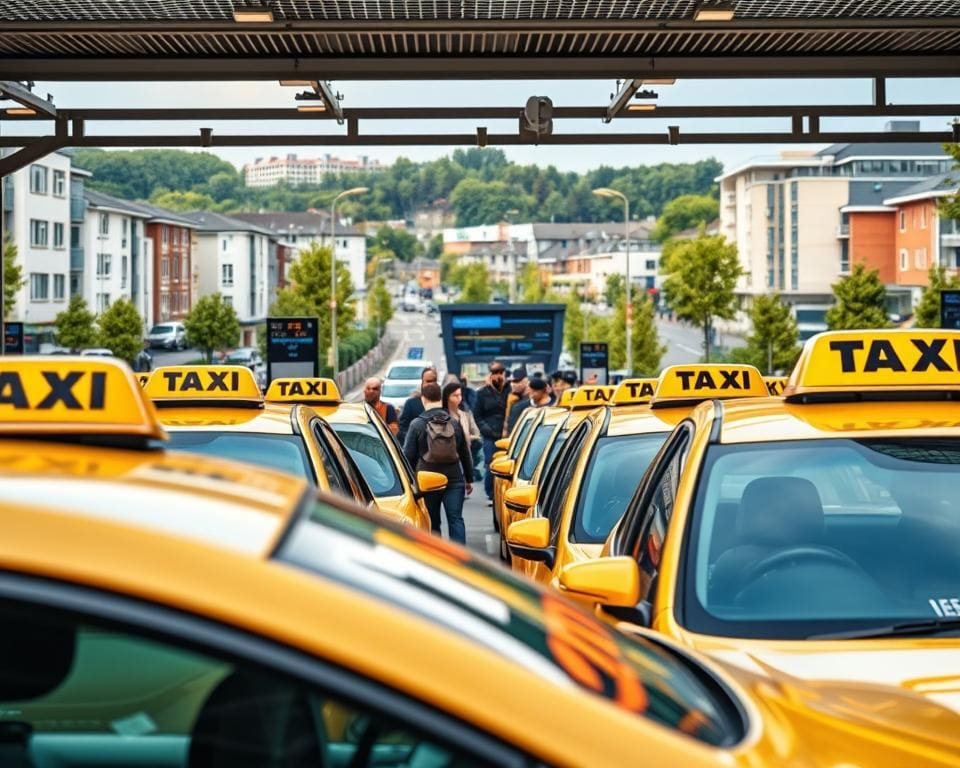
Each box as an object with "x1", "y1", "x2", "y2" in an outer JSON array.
[
  {"x1": 482, "y1": 438, "x2": 497, "y2": 500},
  {"x1": 425, "y1": 479, "x2": 466, "y2": 544}
]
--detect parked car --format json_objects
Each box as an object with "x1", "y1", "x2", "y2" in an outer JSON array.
[
  {"x1": 146, "y1": 322, "x2": 187, "y2": 350},
  {"x1": 382, "y1": 358, "x2": 434, "y2": 408},
  {"x1": 224, "y1": 347, "x2": 267, "y2": 389},
  {"x1": 79, "y1": 348, "x2": 114, "y2": 357}
]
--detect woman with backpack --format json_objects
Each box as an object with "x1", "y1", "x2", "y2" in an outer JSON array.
[{"x1": 402, "y1": 382, "x2": 473, "y2": 543}]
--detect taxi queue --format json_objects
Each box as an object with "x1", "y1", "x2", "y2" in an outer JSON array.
[{"x1": 0, "y1": 330, "x2": 958, "y2": 766}]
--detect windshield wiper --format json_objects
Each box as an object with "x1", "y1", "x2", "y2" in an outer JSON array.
[{"x1": 810, "y1": 617, "x2": 960, "y2": 640}]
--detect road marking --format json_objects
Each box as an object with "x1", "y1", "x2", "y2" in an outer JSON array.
[{"x1": 677, "y1": 343, "x2": 701, "y2": 355}]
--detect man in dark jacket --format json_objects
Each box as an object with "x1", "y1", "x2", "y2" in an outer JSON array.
[
  {"x1": 397, "y1": 366, "x2": 438, "y2": 444},
  {"x1": 473, "y1": 361, "x2": 509, "y2": 503},
  {"x1": 403, "y1": 382, "x2": 473, "y2": 543},
  {"x1": 506, "y1": 376, "x2": 554, "y2": 432}
]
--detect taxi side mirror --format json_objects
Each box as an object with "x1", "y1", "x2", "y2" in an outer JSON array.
[
  {"x1": 489, "y1": 457, "x2": 515, "y2": 479},
  {"x1": 492, "y1": 450, "x2": 506, "y2": 461},
  {"x1": 416, "y1": 470, "x2": 448, "y2": 495},
  {"x1": 506, "y1": 518, "x2": 554, "y2": 568},
  {"x1": 495, "y1": 438, "x2": 510, "y2": 451},
  {"x1": 504, "y1": 485, "x2": 537, "y2": 514},
  {"x1": 558, "y1": 557, "x2": 640, "y2": 609}
]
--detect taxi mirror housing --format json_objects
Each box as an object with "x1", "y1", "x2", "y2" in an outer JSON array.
[
  {"x1": 495, "y1": 437, "x2": 510, "y2": 450},
  {"x1": 415, "y1": 470, "x2": 448, "y2": 495},
  {"x1": 559, "y1": 557, "x2": 640, "y2": 609},
  {"x1": 489, "y1": 456, "x2": 515, "y2": 479},
  {"x1": 504, "y1": 485, "x2": 537, "y2": 513},
  {"x1": 506, "y1": 518, "x2": 554, "y2": 567},
  {"x1": 491, "y1": 450, "x2": 506, "y2": 461}
]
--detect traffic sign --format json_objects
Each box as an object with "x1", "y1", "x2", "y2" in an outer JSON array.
[
  {"x1": 407, "y1": 346, "x2": 424, "y2": 360},
  {"x1": 580, "y1": 342, "x2": 609, "y2": 386}
]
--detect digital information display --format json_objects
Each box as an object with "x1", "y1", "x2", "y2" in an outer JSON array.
[
  {"x1": 439, "y1": 304, "x2": 565, "y2": 373},
  {"x1": 3, "y1": 323, "x2": 23, "y2": 355},
  {"x1": 580, "y1": 342, "x2": 609, "y2": 385},
  {"x1": 266, "y1": 317, "x2": 319, "y2": 383},
  {"x1": 941, "y1": 290, "x2": 960, "y2": 329}
]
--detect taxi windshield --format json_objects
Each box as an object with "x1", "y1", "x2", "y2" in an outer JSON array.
[
  {"x1": 685, "y1": 438, "x2": 960, "y2": 639},
  {"x1": 164, "y1": 432, "x2": 312, "y2": 479},
  {"x1": 330, "y1": 422, "x2": 403, "y2": 497},
  {"x1": 518, "y1": 424, "x2": 553, "y2": 481},
  {"x1": 573, "y1": 433, "x2": 668, "y2": 544}
]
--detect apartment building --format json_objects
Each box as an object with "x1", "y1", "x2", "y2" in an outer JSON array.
[
  {"x1": 184, "y1": 212, "x2": 276, "y2": 347},
  {"x1": 231, "y1": 211, "x2": 366, "y2": 294},
  {"x1": 718, "y1": 129, "x2": 951, "y2": 338},
  {"x1": 242, "y1": 153, "x2": 385, "y2": 188}
]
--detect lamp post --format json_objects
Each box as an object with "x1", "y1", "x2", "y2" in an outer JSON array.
[
  {"x1": 592, "y1": 187, "x2": 631, "y2": 376},
  {"x1": 329, "y1": 186, "x2": 367, "y2": 378}
]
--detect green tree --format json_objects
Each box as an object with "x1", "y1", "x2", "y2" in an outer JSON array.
[
  {"x1": 184, "y1": 293, "x2": 242, "y2": 363},
  {"x1": 826, "y1": 263, "x2": 890, "y2": 330},
  {"x1": 439, "y1": 251, "x2": 462, "y2": 285},
  {"x1": 563, "y1": 290, "x2": 586, "y2": 364},
  {"x1": 630, "y1": 293, "x2": 666, "y2": 375},
  {"x1": 603, "y1": 273, "x2": 625, "y2": 308},
  {"x1": 519, "y1": 262, "x2": 548, "y2": 303},
  {"x1": 149, "y1": 189, "x2": 217, "y2": 212},
  {"x1": 653, "y1": 194, "x2": 719, "y2": 242},
  {"x1": 914, "y1": 264, "x2": 960, "y2": 327},
  {"x1": 425, "y1": 233, "x2": 444, "y2": 260},
  {"x1": 459, "y1": 263, "x2": 491, "y2": 303},
  {"x1": 738, "y1": 293, "x2": 800, "y2": 374},
  {"x1": 372, "y1": 225, "x2": 422, "y2": 263},
  {"x1": 660, "y1": 230, "x2": 742, "y2": 362},
  {"x1": 938, "y1": 142, "x2": 960, "y2": 220},
  {"x1": 3, "y1": 239, "x2": 25, "y2": 319},
  {"x1": 54, "y1": 295, "x2": 98, "y2": 351},
  {"x1": 97, "y1": 298, "x2": 145, "y2": 364},
  {"x1": 366, "y1": 276, "x2": 394, "y2": 336}
]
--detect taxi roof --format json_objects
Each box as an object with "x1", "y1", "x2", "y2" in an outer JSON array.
[
  {"x1": 607, "y1": 405, "x2": 689, "y2": 437},
  {"x1": 156, "y1": 402, "x2": 299, "y2": 434},
  {"x1": 314, "y1": 401, "x2": 370, "y2": 425}
]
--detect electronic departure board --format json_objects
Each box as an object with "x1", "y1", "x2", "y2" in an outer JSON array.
[
  {"x1": 266, "y1": 316, "x2": 319, "y2": 383},
  {"x1": 439, "y1": 304, "x2": 564, "y2": 373}
]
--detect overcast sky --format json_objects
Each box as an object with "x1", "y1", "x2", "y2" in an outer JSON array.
[{"x1": 17, "y1": 76, "x2": 960, "y2": 174}]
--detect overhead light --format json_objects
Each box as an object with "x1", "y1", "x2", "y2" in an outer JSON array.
[
  {"x1": 627, "y1": 104, "x2": 657, "y2": 112},
  {"x1": 279, "y1": 80, "x2": 317, "y2": 87},
  {"x1": 297, "y1": 105, "x2": 327, "y2": 113},
  {"x1": 5, "y1": 107, "x2": 37, "y2": 116},
  {"x1": 694, "y1": 3, "x2": 735, "y2": 21},
  {"x1": 232, "y1": 3, "x2": 274, "y2": 22},
  {"x1": 642, "y1": 78, "x2": 676, "y2": 85}
]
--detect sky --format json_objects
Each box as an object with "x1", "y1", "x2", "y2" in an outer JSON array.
[{"x1": 13, "y1": 76, "x2": 960, "y2": 175}]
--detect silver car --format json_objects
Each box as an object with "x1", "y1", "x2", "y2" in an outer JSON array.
[
  {"x1": 146, "y1": 322, "x2": 187, "y2": 350},
  {"x1": 225, "y1": 347, "x2": 267, "y2": 389}
]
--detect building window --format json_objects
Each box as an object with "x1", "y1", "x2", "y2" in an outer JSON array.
[
  {"x1": 52, "y1": 170, "x2": 66, "y2": 197},
  {"x1": 99, "y1": 212, "x2": 109, "y2": 235},
  {"x1": 122, "y1": 218, "x2": 128, "y2": 248},
  {"x1": 916, "y1": 248, "x2": 927, "y2": 269},
  {"x1": 30, "y1": 273, "x2": 49, "y2": 300},
  {"x1": 161, "y1": 294, "x2": 170, "y2": 317},
  {"x1": 173, "y1": 228, "x2": 180, "y2": 246},
  {"x1": 221, "y1": 237, "x2": 230, "y2": 252},
  {"x1": 899, "y1": 210, "x2": 906, "y2": 232},
  {"x1": 97, "y1": 293, "x2": 110, "y2": 313},
  {"x1": 121, "y1": 255, "x2": 128, "y2": 289},
  {"x1": 161, "y1": 257, "x2": 169, "y2": 279},
  {"x1": 645, "y1": 259, "x2": 656, "y2": 271},
  {"x1": 840, "y1": 240, "x2": 850, "y2": 273},
  {"x1": 900, "y1": 248, "x2": 909, "y2": 271},
  {"x1": 921, "y1": 207, "x2": 927, "y2": 229},
  {"x1": 53, "y1": 222, "x2": 65, "y2": 249},
  {"x1": 221, "y1": 263, "x2": 234, "y2": 286},
  {"x1": 29, "y1": 165, "x2": 47, "y2": 195},
  {"x1": 182, "y1": 257, "x2": 189, "y2": 281},
  {"x1": 30, "y1": 219, "x2": 49, "y2": 247},
  {"x1": 53, "y1": 274, "x2": 65, "y2": 301},
  {"x1": 96, "y1": 253, "x2": 112, "y2": 276},
  {"x1": 162, "y1": 226, "x2": 169, "y2": 246},
  {"x1": 181, "y1": 291, "x2": 189, "y2": 312},
  {"x1": 69, "y1": 273, "x2": 81, "y2": 297},
  {"x1": 71, "y1": 225, "x2": 81, "y2": 248},
  {"x1": 172, "y1": 254, "x2": 180, "y2": 280}
]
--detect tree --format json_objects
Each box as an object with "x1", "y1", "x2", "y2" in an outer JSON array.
[
  {"x1": 372, "y1": 225, "x2": 422, "y2": 263},
  {"x1": 563, "y1": 290, "x2": 586, "y2": 364},
  {"x1": 939, "y1": 142, "x2": 960, "y2": 220},
  {"x1": 630, "y1": 293, "x2": 667, "y2": 375},
  {"x1": 425, "y1": 233, "x2": 444, "y2": 260},
  {"x1": 826, "y1": 262, "x2": 889, "y2": 330},
  {"x1": 459, "y1": 263, "x2": 491, "y2": 303},
  {"x1": 519, "y1": 262, "x2": 549, "y2": 303},
  {"x1": 603, "y1": 273, "x2": 625, "y2": 308},
  {"x1": 184, "y1": 293, "x2": 242, "y2": 363},
  {"x1": 738, "y1": 293, "x2": 800, "y2": 373},
  {"x1": 149, "y1": 189, "x2": 217, "y2": 212},
  {"x1": 914, "y1": 264, "x2": 960, "y2": 328},
  {"x1": 660, "y1": 229, "x2": 742, "y2": 362},
  {"x1": 97, "y1": 298, "x2": 145, "y2": 364},
  {"x1": 653, "y1": 194, "x2": 719, "y2": 242},
  {"x1": 366, "y1": 276, "x2": 394, "y2": 336},
  {"x1": 54, "y1": 295, "x2": 98, "y2": 350},
  {"x1": 3, "y1": 239, "x2": 24, "y2": 319}
]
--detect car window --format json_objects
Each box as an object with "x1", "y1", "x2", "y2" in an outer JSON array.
[
  {"x1": 150, "y1": 325, "x2": 172, "y2": 334},
  {"x1": 382, "y1": 382, "x2": 413, "y2": 398},
  {"x1": 312, "y1": 423, "x2": 350, "y2": 495},
  {"x1": 518, "y1": 424, "x2": 553, "y2": 481},
  {"x1": 332, "y1": 422, "x2": 404, "y2": 497},
  {"x1": 315, "y1": 422, "x2": 374, "y2": 504},
  {"x1": 0, "y1": 597, "x2": 498, "y2": 767},
  {"x1": 508, "y1": 416, "x2": 535, "y2": 459},
  {"x1": 387, "y1": 366, "x2": 424, "y2": 380},
  {"x1": 539, "y1": 421, "x2": 591, "y2": 543},
  {"x1": 164, "y1": 432, "x2": 313, "y2": 479}
]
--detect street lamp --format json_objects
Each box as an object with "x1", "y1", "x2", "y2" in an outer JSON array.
[
  {"x1": 329, "y1": 186, "x2": 367, "y2": 378},
  {"x1": 592, "y1": 187, "x2": 632, "y2": 376}
]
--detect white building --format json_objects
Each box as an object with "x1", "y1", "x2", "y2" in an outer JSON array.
[
  {"x1": 183, "y1": 212, "x2": 275, "y2": 347},
  {"x1": 231, "y1": 211, "x2": 367, "y2": 293},
  {"x1": 242, "y1": 153, "x2": 386, "y2": 188}
]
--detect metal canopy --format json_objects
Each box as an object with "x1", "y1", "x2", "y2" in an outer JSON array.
[{"x1": 0, "y1": 1, "x2": 959, "y2": 80}]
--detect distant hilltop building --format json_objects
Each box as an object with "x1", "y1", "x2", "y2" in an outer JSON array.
[{"x1": 243, "y1": 153, "x2": 386, "y2": 188}]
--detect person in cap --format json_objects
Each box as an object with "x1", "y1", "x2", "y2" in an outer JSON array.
[
  {"x1": 506, "y1": 376, "x2": 553, "y2": 433},
  {"x1": 502, "y1": 367, "x2": 529, "y2": 437}
]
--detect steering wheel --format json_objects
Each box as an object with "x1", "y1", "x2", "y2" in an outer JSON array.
[{"x1": 738, "y1": 546, "x2": 863, "y2": 589}]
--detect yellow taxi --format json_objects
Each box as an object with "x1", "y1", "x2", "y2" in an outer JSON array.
[
  {"x1": 763, "y1": 375, "x2": 789, "y2": 395},
  {"x1": 0, "y1": 356, "x2": 768, "y2": 767},
  {"x1": 264, "y1": 377, "x2": 443, "y2": 530},
  {"x1": 144, "y1": 365, "x2": 375, "y2": 507},
  {"x1": 558, "y1": 331, "x2": 960, "y2": 762},
  {"x1": 488, "y1": 404, "x2": 541, "y2": 532},
  {"x1": 506, "y1": 370, "x2": 766, "y2": 590}
]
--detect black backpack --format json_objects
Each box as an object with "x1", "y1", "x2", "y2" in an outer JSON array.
[{"x1": 422, "y1": 412, "x2": 458, "y2": 464}]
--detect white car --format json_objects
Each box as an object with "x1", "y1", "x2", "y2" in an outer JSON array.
[
  {"x1": 146, "y1": 321, "x2": 187, "y2": 350},
  {"x1": 382, "y1": 358, "x2": 433, "y2": 408}
]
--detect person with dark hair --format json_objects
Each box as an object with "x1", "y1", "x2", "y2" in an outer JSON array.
[
  {"x1": 474, "y1": 360, "x2": 509, "y2": 504},
  {"x1": 506, "y1": 375, "x2": 554, "y2": 432},
  {"x1": 502, "y1": 367, "x2": 529, "y2": 437},
  {"x1": 403, "y1": 382, "x2": 473, "y2": 543},
  {"x1": 458, "y1": 374, "x2": 477, "y2": 412},
  {"x1": 398, "y1": 366, "x2": 438, "y2": 444}
]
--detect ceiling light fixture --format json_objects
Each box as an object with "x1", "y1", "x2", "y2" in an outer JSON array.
[
  {"x1": 5, "y1": 107, "x2": 37, "y2": 116},
  {"x1": 279, "y1": 80, "x2": 317, "y2": 87},
  {"x1": 694, "y1": 3, "x2": 735, "y2": 21},
  {"x1": 296, "y1": 105, "x2": 327, "y2": 113},
  {"x1": 627, "y1": 104, "x2": 657, "y2": 112},
  {"x1": 642, "y1": 78, "x2": 676, "y2": 85},
  {"x1": 232, "y1": 2, "x2": 274, "y2": 22}
]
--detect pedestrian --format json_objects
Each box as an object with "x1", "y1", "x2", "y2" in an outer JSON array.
[
  {"x1": 459, "y1": 374, "x2": 478, "y2": 412},
  {"x1": 506, "y1": 375, "x2": 553, "y2": 432},
  {"x1": 403, "y1": 382, "x2": 473, "y2": 543},
  {"x1": 502, "y1": 367, "x2": 529, "y2": 436},
  {"x1": 474, "y1": 361, "x2": 509, "y2": 505},
  {"x1": 363, "y1": 376, "x2": 399, "y2": 436},
  {"x1": 134, "y1": 344, "x2": 153, "y2": 373},
  {"x1": 398, "y1": 366, "x2": 439, "y2": 443},
  {"x1": 445, "y1": 380, "x2": 482, "y2": 484}
]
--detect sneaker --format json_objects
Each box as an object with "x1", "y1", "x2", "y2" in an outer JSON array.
[{"x1": 487, "y1": 500, "x2": 494, "y2": 507}]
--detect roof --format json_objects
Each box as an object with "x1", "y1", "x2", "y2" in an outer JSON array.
[
  {"x1": 156, "y1": 404, "x2": 298, "y2": 435},
  {"x1": 84, "y1": 188, "x2": 150, "y2": 217},
  {"x1": 231, "y1": 211, "x2": 362, "y2": 237},
  {"x1": 882, "y1": 173, "x2": 960, "y2": 205},
  {"x1": 816, "y1": 142, "x2": 949, "y2": 162},
  {"x1": 121, "y1": 200, "x2": 198, "y2": 226},
  {"x1": 848, "y1": 180, "x2": 928, "y2": 208},
  {"x1": 180, "y1": 211, "x2": 277, "y2": 236}
]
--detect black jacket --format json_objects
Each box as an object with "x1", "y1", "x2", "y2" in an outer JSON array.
[
  {"x1": 397, "y1": 396, "x2": 425, "y2": 444},
  {"x1": 402, "y1": 407, "x2": 473, "y2": 482},
  {"x1": 474, "y1": 383, "x2": 508, "y2": 440}
]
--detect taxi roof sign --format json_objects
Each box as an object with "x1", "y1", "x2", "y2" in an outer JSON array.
[
  {"x1": 145, "y1": 366, "x2": 263, "y2": 407},
  {"x1": 558, "y1": 388, "x2": 577, "y2": 407},
  {"x1": 785, "y1": 329, "x2": 960, "y2": 401},
  {"x1": 265, "y1": 377, "x2": 340, "y2": 404},
  {"x1": 652, "y1": 364, "x2": 768, "y2": 407},
  {"x1": 567, "y1": 385, "x2": 615, "y2": 409},
  {"x1": 0, "y1": 357, "x2": 165, "y2": 440},
  {"x1": 612, "y1": 378, "x2": 657, "y2": 406},
  {"x1": 763, "y1": 376, "x2": 789, "y2": 396}
]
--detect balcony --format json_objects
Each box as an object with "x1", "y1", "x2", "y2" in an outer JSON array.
[
  {"x1": 70, "y1": 246, "x2": 84, "y2": 270},
  {"x1": 70, "y1": 196, "x2": 87, "y2": 222},
  {"x1": 836, "y1": 223, "x2": 850, "y2": 238}
]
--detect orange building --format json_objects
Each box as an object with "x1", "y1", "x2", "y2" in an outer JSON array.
[
  {"x1": 884, "y1": 175, "x2": 960, "y2": 283},
  {"x1": 845, "y1": 209, "x2": 896, "y2": 283}
]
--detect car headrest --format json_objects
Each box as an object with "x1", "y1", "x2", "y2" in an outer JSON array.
[
  {"x1": 0, "y1": 605, "x2": 76, "y2": 700},
  {"x1": 737, "y1": 476, "x2": 824, "y2": 547}
]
